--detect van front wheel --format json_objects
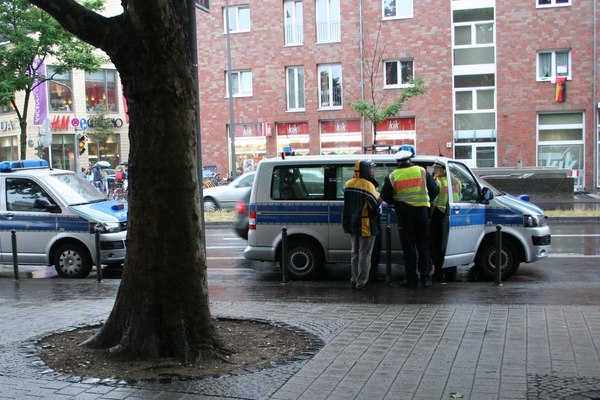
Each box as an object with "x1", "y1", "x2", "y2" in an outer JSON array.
[
  {"x1": 54, "y1": 243, "x2": 93, "y2": 278},
  {"x1": 475, "y1": 239, "x2": 520, "y2": 280},
  {"x1": 283, "y1": 240, "x2": 321, "y2": 280}
]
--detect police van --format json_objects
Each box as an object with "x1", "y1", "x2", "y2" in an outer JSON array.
[
  {"x1": 0, "y1": 160, "x2": 127, "y2": 278},
  {"x1": 244, "y1": 154, "x2": 551, "y2": 280}
]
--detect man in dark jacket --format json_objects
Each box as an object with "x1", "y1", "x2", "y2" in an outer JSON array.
[
  {"x1": 380, "y1": 146, "x2": 439, "y2": 288},
  {"x1": 343, "y1": 160, "x2": 381, "y2": 289}
]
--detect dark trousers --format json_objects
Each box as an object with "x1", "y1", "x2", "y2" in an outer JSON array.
[
  {"x1": 430, "y1": 207, "x2": 445, "y2": 275},
  {"x1": 396, "y1": 203, "x2": 431, "y2": 283}
]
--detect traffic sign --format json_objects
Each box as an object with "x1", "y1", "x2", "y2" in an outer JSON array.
[{"x1": 80, "y1": 118, "x2": 88, "y2": 131}]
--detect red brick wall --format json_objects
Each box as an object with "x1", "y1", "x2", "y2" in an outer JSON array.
[{"x1": 196, "y1": 0, "x2": 599, "y2": 190}]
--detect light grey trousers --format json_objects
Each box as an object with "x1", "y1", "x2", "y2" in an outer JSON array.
[{"x1": 350, "y1": 234, "x2": 376, "y2": 287}]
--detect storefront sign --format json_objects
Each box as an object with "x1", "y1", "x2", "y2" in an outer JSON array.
[
  {"x1": 232, "y1": 123, "x2": 262, "y2": 138},
  {"x1": 0, "y1": 120, "x2": 15, "y2": 132},
  {"x1": 376, "y1": 117, "x2": 415, "y2": 132},
  {"x1": 320, "y1": 119, "x2": 360, "y2": 134},
  {"x1": 276, "y1": 121, "x2": 309, "y2": 135}
]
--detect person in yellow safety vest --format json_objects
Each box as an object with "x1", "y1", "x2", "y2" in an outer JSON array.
[
  {"x1": 380, "y1": 145, "x2": 439, "y2": 288},
  {"x1": 343, "y1": 160, "x2": 381, "y2": 290},
  {"x1": 430, "y1": 160, "x2": 448, "y2": 282}
]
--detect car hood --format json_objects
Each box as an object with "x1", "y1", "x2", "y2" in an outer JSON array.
[
  {"x1": 495, "y1": 193, "x2": 545, "y2": 216},
  {"x1": 70, "y1": 200, "x2": 128, "y2": 223}
]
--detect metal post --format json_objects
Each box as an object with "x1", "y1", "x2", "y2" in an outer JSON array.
[
  {"x1": 385, "y1": 225, "x2": 392, "y2": 283},
  {"x1": 495, "y1": 225, "x2": 502, "y2": 286},
  {"x1": 95, "y1": 229, "x2": 103, "y2": 282},
  {"x1": 11, "y1": 230, "x2": 19, "y2": 280},
  {"x1": 225, "y1": 0, "x2": 237, "y2": 179},
  {"x1": 281, "y1": 227, "x2": 289, "y2": 283}
]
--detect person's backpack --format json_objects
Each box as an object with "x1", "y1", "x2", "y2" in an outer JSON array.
[{"x1": 116, "y1": 171, "x2": 123, "y2": 181}]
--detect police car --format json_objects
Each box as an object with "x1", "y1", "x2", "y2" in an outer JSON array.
[
  {"x1": 0, "y1": 160, "x2": 127, "y2": 278},
  {"x1": 245, "y1": 153, "x2": 551, "y2": 280}
]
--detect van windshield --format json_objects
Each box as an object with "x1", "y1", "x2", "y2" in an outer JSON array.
[{"x1": 42, "y1": 173, "x2": 107, "y2": 205}]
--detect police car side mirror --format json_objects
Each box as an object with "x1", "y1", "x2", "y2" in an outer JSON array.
[
  {"x1": 34, "y1": 198, "x2": 61, "y2": 213},
  {"x1": 480, "y1": 187, "x2": 493, "y2": 204}
]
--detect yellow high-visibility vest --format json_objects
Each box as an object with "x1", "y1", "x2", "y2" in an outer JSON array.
[
  {"x1": 435, "y1": 176, "x2": 448, "y2": 212},
  {"x1": 389, "y1": 166, "x2": 430, "y2": 207}
]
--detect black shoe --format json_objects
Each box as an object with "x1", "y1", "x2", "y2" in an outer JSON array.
[
  {"x1": 356, "y1": 283, "x2": 371, "y2": 290},
  {"x1": 421, "y1": 276, "x2": 432, "y2": 287},
  {"x1": 400, "y1": 280, "x2": 418, "y2": 288},
  {"x1": 351, "y1": 281, "x2": 356, "y2": 289}
]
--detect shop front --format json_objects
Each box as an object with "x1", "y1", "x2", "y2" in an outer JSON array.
[
  {"x1": 374, "y1": 117, "x2": 416, "y2": 152},
  {"x1": 320, "y1": 119, "x2": 361, "y2": 154},
  {"x1": 227, "y1": 122, "x2": 267, "y2": 176},
  {"x1": 276, "y1": 121, "x2": 310, "y2": 155}
]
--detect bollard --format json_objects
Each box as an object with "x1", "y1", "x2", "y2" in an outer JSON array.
[
  {"x1": 495, "y1": 225, "x2": 502, "y2": 286},
  {"x1": 281, "y1": 227, "x2": 289, "y2": 283},
  {"x1": 95, "y1": 229, "x2": 103, "y2": 282},
  {"x1": 11, "y1": 230, "x2": 19, "y2": 281},
  {"x1": 385, "y1": 225, "x2": 392, "y2": 284}
]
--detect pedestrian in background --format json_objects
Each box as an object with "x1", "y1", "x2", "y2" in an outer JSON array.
[
  {"x1": 343, "y1": 160, "x2": 381, "y2": 290},
  {"x1": 380, "y1": 145, "x2": 439, "y2": 288}
]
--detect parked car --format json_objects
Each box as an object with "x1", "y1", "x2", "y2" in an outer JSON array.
[
  {"x1": 233, "y1": 189, "x2": 251, "y2": 239},
  {"x1": 0, "y1": 159, "x2": 128, "y2": 278},
  {"x1": 203, "y1": 171, "x2": 255, "y2": 212}
]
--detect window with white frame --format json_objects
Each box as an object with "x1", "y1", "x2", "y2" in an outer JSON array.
[
  {"x1": 537, "y1": 50, "x2": 571, "y2": 81},
  {"x1": 223, "y1": 5, "x2": 250, "y2": 33},
  {"x1": 384, "y1": 59, "x2": 414, "y2": 88},
  {"x1": 318, "y1": 64, "x2": 342, "y2": 108},
  {"x1": 382, "y1": 0, "x2": 413, "y2": 19},
  {"x1": 453, "y1": 74, "x2": 496, "y2": 132},
  {"x1": 286, "y1": 66, "x2": 305, "y2": 111},
  {"x1": 453, "y1": 8, "x2": 495, "y2": 68},
  {"x1": 537, "y1": 112, "x2": 583, "y2": 190},
  {"x1": 537, "y1": 0, "x2": 570, "y2": 7},
  {"x1": 316, "y1": 0, "x2": 340, "y2": 43},
  {"x1": 284, "y1": 0, "x2": 303, "y2": 45},
  {"x1": 225, "y1": 70, "x2": 252, "y2": 97}
]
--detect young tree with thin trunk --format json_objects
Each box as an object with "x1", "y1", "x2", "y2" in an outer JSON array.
[
  {"x1": 349, "y1": 22, "x2": 426, "y2": 153},
  {"x1": 27, "y1": 0, "x2": 220, "y2": 363}
]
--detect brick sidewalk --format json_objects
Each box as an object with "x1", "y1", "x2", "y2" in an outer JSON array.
[{"x1": 1, "y1": 279, "x2": 600, "y2": 399}]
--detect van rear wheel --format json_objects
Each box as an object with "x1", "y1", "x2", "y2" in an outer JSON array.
[
  {"x1": 283, "y1": 240, "x2": 321, "y2": 280},
  {"x1": 54, "y1": 243, "x2": 92, "y2": 278}
]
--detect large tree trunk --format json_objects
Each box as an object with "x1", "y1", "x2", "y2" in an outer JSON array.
[{"x1": 28, "y1": 0, "x2": 220, "y2": 363}]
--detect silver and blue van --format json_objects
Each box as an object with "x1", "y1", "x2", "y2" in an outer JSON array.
[
  {"x1": 244, "y1": 154, "x2": 551, "y2": 280},
  {"x1": 0, "y1": 160, "x2": 127, "y2": 278}
]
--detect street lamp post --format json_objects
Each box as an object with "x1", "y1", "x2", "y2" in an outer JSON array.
[{"x1": 225, "y1": 0, "x2": 237, "y2": 179}]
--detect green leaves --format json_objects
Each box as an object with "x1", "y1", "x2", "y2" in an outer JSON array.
[{"x1": 349, "y1": 76, "x2": 427, "y2": 128}]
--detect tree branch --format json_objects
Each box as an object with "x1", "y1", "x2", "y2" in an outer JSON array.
[{"x1": 26, "y1": 0, "x2": 115, "y2": 50}]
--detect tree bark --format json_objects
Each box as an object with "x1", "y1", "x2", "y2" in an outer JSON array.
[{"x1": 28, "y1": 0, "x2": 219, "y2": 363}]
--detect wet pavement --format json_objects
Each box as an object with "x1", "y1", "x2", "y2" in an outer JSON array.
[{"x1": 1, "y1": 257, "x2": 600, "y2": 400}]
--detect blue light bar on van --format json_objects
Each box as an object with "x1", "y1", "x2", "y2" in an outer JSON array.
[{"x1": 0, "y1": 160, "x2": 49, "y2": 172}]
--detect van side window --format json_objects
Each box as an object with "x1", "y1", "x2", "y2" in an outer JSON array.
[
  {"x1": 448, "y1": 162, "x2": 479, "y2": 203},
  {"x1": 335, "y1": 163, "x2": 395, "y2": 200},
  {"x1": 6, "y1": 178, "x2": 56, "y2": 212},
  {"x1": 271, "y1": 166, "x2": 325, "y2": 200}
]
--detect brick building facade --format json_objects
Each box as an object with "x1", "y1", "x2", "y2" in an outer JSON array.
[{"x1": 196, "y1": 0, "x2": 599, "y2": 192}]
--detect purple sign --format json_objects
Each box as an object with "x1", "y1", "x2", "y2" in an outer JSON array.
[{"x1": 32, "y1": 58, "x2": 47, "y2": 125}]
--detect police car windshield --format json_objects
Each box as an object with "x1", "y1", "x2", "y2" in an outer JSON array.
[{"x1": 43, "y1": 173, "x2": 107, "y2": 205}]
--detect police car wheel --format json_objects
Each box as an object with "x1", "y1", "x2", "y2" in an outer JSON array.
[
  {"x1": 284, "y1": 241, "x2": 321, "y2": 280},
  {"x1": 475, "y1": 240, "x2": 519, "y2": 280},
  {"x1": 54, "y1": 243, "x2": 93, "y2": 279}
]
